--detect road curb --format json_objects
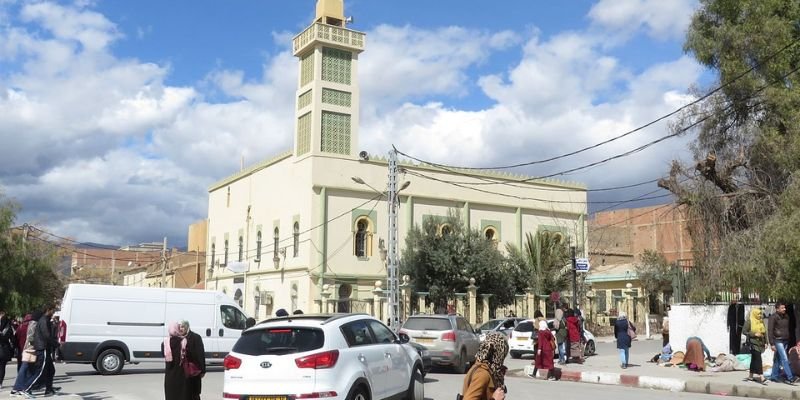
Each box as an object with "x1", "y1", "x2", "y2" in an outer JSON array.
[{"x1": 517, "y1": 365, "x2": 799, "y2": 399}]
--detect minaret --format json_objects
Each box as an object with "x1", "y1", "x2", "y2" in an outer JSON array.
[{"x1": 292, "y1": 0, "x2": 365, "y2": 158}]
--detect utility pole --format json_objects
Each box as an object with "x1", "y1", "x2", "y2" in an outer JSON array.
[
  {"x1": 571, "y1": 245, "x2": 577, "y2": 310},
  {"x1": 387, "y1": 149, "x2": 400, "y2": 331},
  {"x1": 160, "y1": 237, "x2": 167, "y2": 287}
]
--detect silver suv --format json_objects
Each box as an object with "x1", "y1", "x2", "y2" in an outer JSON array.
[{"x1": 399, "y1": 314, "x2": 480, "y2": 373}]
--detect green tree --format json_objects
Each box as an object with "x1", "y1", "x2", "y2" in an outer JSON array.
[
  {"x1": 400, "y1": 211, "x2": 517, "y2": 309},
  {"x1": 0, "y1": 194, "x2": 64, "y2": 315},
  {"x1": 634, "y1": 250, "x2": 673, "y2": 296},
  {"x1": 505, "y1": 231, "x2": 571, "y2": 298},
  {"x1": 659, "y1": 0, "x2": 800, "y2": 300}
]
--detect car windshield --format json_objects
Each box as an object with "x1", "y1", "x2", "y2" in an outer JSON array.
[
  {"x1": 479, "y1": 320, "x2": 502, "y2": 331},
  {"x1": 514, "y1": 321, "x2": 534, "y2": 332},
  {"x1": 402, "y1": 317, "x2": 451, "y2": 331},
  {"x1": 233, "y1": 327, "x2": 324, "y2": 356}
]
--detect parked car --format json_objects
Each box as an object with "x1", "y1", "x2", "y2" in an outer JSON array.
[
  {"x1": 477, "y1": 318, "x2": 525, "y2": 341},
  {"x1": 508, "y1": 319, "x2": 597, "y2": 359},
  {"x1": 222, "y1": 313, "x2": 425, "y2": 400},
  {"x1": 407, "y1": 341, "x2": 432, "y2": 376},
  {"x1": 399, "y1": 314, "x2": 480, "y2": 373}
]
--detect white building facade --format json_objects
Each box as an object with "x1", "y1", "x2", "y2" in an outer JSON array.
[{"x1": 205, "y1": 0, "x2": 588, "y2": 321}]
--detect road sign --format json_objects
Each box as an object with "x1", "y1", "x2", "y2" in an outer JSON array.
[{"x1": 575, "y1": 258, "x2": 590, "y2": 273}]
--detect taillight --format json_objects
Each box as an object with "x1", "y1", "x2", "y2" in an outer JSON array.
[
  {"x1": 223, "y1": 393, "x2": 240, "y2": 399},
  {"x1": 441, "y1": 331, "x2": 456, "y2": 341},
  {"x1": 296, "y1": 392, "x2": 338, "y2": 398},
  {"x1": 223, "y1": 355, "x2": 242, "y2": 370},
  {"x1": 295, "y1": 350, "x2": 339, "y2": 369},
  {"x1": 59, "y1": 321, "x2": 67, "y2": 342}
]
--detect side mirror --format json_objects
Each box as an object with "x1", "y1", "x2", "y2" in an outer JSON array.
[{"x1": 398, "y1": 332, "x2": 411, "y2": 344}]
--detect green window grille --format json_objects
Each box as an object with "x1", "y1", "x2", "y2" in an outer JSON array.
[
  {"x1": 300, "y1": 52, "x2": 314, "y2": 87},
  {"x1": 322, "y1": 88, "x2": 352, "y2": 107},
  {"x1": 321, "y1": 47, "x2": 352, "y2": 85},
  {"x1": 298, "y1": 90, "x2": 313, "y2": 110},
  {"x1": 296, "y1": 112, "x2": 312, "y2": 155},
  {"x1": 320, "y1": 111, "x2": 351, "y2": 155}
]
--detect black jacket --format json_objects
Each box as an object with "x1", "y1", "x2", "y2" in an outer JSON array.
[
  {"x1": 769, "y1": 312, "x2": 791, "y2": 344},
  {"x1": 34, "y1": 314, "x2": 58, "y2": 351}
]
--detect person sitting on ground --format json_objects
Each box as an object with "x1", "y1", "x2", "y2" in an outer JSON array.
[{"x1": 685, "y1": 336, "x2": 712, "y2": 371}]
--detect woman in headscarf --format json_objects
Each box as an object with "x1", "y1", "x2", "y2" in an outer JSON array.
[
  {"x1": 460, "y1": 332, "x2": 508, "y2": 400},
  {"x1": 0, "y1": 312, "x2": 15, "y2": 388},
  {"x1": 684, "y1": 336, "x2": 711, "y2": 372},
  {"x1": 566, "y1": 309, "x2": 583, "y2": 364},
  {"x1": 534, "y1": 320, "x2": 556, "y2": 380},
  {"x1": 553, "y1": 308, "x2": 567, "y2": 365},
  {"x1": 614, "y1": 311, "x2": 633, "y2": 368},
  {"x1": 743, "y1": 308, "x2": 767, "y2": 384},
  {"x1": 164, "y1": 320, "x2": 206, "y2": 400}
]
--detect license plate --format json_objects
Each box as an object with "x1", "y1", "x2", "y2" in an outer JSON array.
[
  {"x1": 516, "y1": 337, "x2": 528, "y2": 341},
  {"x1": 248, "y1": 396, "x2": 287, "y2": 400},
  {"x1": 415, "y1": 338, "x2": 434, "y2": 344}
]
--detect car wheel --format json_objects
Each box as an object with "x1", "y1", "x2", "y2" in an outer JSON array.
[
  {"x1": 453, "y1": 349, "x2": 468, "y2": 374},
  {"x1": 95, "y1": 349, "x2": 124, "y2": 375},
  {"x1": 584, "y1": 340, "x2": 596, "y2": 356},
  {"x1": 510, "y1": 351, "x2": 521, "y2": 359},
  {"x1": 346, "y1": 384, "x2": 369, "y2": 400},
  {"x1": 406, "y1": 367, "x2": 424, "y2": 400}
]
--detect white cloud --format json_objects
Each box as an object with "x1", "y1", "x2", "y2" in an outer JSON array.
[
  {"x1": 0, "y1": 1, "x2": 703, "y2": 246},
  {"x1": 588, "y1": 0, "x2": 698, "y2": 40}
]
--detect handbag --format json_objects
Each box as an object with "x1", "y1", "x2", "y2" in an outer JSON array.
[
  {"x1": 182, "y1": 357, "x2": 202, "y2": 377},
  {"x1": 627, "y1": 321, "x2": 637, "y2": 340},
  {"x1": 22, "y1": 350, "x2": 37, "y2": 363}
]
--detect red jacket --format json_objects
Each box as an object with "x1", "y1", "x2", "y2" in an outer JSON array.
[
  {"x1": 566, "y1": 316, "x2": 581, "y2": 342},
  {"x1": 15, "y1": 315, "x2": 32, "y2": 351}
]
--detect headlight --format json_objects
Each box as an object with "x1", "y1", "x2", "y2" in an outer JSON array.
[{"x1": 421, "y1": 350, "x2": 430, "y2": 357}]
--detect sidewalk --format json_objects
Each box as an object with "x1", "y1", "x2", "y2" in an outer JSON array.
[{"x1": 508, "y1": 336, "x2": 800, "y2": 400}]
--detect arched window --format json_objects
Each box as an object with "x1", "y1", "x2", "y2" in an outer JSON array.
[
  {"x1": 210, "y1": 243, "x2": 216, "y2": 269},
  {"x1": 438, "y1": 223, "x2": 453, "y2": 237},
  {"x1": 274, "y1": 227, "x2": 280, "y2": 258},
  {"x1": 552, "y1": 232, "x2": 564, "y2": 244},
  {"x1": 255, "y1": 231, "x2": 262, "y2": 263},
  {"x1": 293, "y1": 222, "x2": 300, "y2": 257},
  {"x1": 223, "y1": 239, "x2": 229, "y2": 267},
  {"x1": 238, "y1": 235, "x2": 244, "y2": 262},
  {"x1": 234, "y1": 288, "x2": 243, "y2": 307},
  {"x1": 354, "y1": 218, "x2": 372, "y2": 257},
  {"x1": 484, "y1": 227, "x2": 497, "y2": 241}
]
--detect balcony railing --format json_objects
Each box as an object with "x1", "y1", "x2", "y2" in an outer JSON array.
[{"x1": 293, "y1": 23, "x2": 366, "y2": 55}]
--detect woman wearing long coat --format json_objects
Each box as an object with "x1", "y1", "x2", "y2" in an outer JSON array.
[
  {"x1": 614, "y1": 312, "x2": 634, "y2": 369},
  {"x1": 164, "y1": 321, "x2": 206, "y2": 400},
  {"x1": 534, "y1": 321, "x2": 556, "y2": 380},
  {"x1": 0, "y1": 313, "x2": 15, "y2": 387}
]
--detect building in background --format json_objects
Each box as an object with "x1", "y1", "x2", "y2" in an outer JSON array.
[
  {"x1": 205, "y1": 0, "x2": 588, "y2": 321},
  {"x1": 584, "y1": 204, "x2": 694, "y2": 330}
]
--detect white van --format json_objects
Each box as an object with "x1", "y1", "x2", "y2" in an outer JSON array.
[{"x1": 60, "y1": 284, "x2": 249, "y2": 375}]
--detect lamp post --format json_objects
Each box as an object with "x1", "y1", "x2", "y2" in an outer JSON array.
[
  {"x1": 352, "y1": 158, "x2": 411, "y2": 331},
  {"x1": 571, "y1": 245, "x2": 577, "y2": 310}
]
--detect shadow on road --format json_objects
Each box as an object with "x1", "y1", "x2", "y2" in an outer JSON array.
[{"x1": 75, "y1": 391, "x2": 112, "y2": 400}]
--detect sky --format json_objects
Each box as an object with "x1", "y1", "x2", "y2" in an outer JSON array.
[{"x1": 0, "y1": 0, "x2": 706, "y2": 248}]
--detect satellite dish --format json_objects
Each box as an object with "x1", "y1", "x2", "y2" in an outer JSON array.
[{"x1": 358, "y1": 151, "x2": 369, "y2": 161}]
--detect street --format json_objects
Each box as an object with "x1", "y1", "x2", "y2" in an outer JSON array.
[{"x1": 1, "y1": 340, "x2": 752, "y2": 399}]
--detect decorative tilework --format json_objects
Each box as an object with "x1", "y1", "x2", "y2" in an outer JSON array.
[
  {"x1": 300, "y1": 53, "x2": 314, "y2": 87},
  {"x1": 293, "y1": 23, "x2": 365, "y2": 54},
  {"x1": 320, "y1": 111, "x2": 351, "y2": 155},
  {"x1": 322, "y1": 88, "x2": 352, "y2": 107},
  {"x1": 296, "y1": 112, "x2": 312, "y2": 155},
  {"x1": 298, "y1": 89, "x2": 313, "y2": 110},
  {"x1": 321, "y1": 47, "x2": 352, "y2": 85}
]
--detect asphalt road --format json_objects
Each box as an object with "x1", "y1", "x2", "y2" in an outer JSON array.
[{"x1": 1, "y1": 342, "x2": 752, "y2": 400}]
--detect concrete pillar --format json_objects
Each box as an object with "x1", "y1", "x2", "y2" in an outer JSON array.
[
  {"x1": 467, "y1": 279, "x2": 478, "y2": 325},
  {"x1": 455, "y1": 293, "x2": 466, "y2": 317},
  {"x1": 400, "y1": 275, "x2": 411, "y2": 320},
  {"x1": 515, "y1": 295, "x2": 525, "y2": 318},
  {"x1": 525, "y1": 288, "x2": 535, "y2": 318},
  {"x1": 481, "y1": 294, "x2": 493, "y2": 323},
  {"x1": 417, "y1": 292, "x2": 429, "y2": 314}
]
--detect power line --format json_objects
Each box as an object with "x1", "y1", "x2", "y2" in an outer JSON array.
[
  {"x1": 395, "y1": 36, "x2": 800, "y2": 171},
  {"x1": 405, "y1": 169, "x2": 672, "y2": 205}
]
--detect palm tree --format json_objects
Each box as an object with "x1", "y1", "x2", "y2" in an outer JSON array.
[{"x1": 506, "y1": 231, "x2": 571, "y2": 297}]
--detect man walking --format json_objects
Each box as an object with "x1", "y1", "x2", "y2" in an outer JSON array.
[
  {"x1": 31, "y1": 305, "x2": 60, "y2": 396},
  {"x1": 768, "y1": 302, "x2": 800, "y2": 384}
]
